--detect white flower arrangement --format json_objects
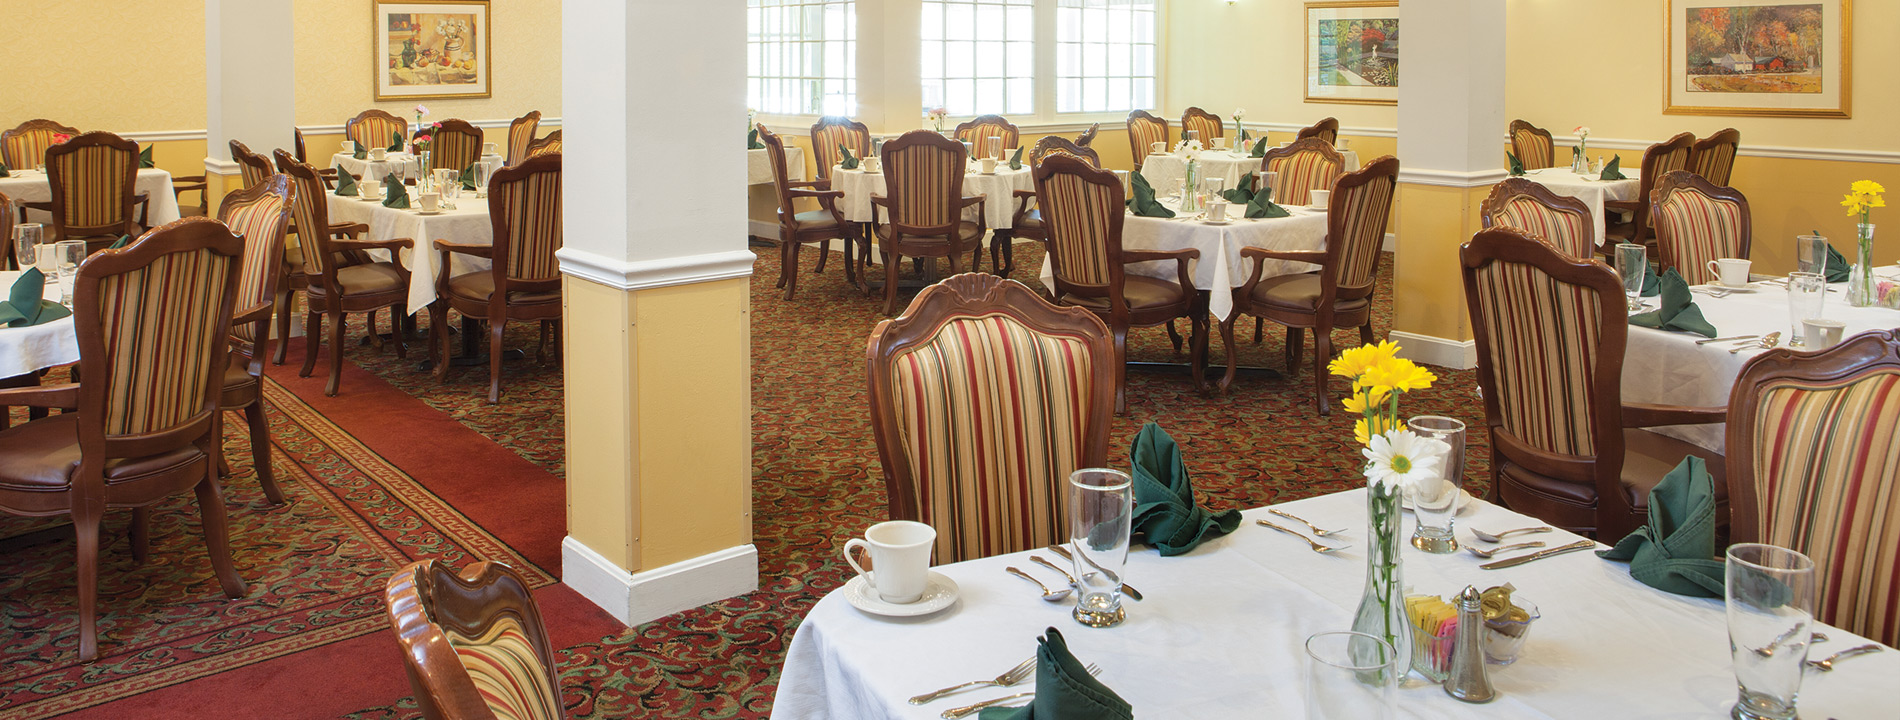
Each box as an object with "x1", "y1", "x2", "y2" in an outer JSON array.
[
  {"x1": 1362, "y1": 429, "x2": 1450, "y2": 495},
  {"x1": 1177, "y1": 138, "x2": 1205, "y2": 162}
]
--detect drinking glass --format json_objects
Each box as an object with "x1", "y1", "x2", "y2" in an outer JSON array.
[
  {"x1": 1068, "y1": 468, "x2": 1132, "y2": 629},
  {"x1": 986, "y1": 136, "x2": 1002, "y2": 161},
  {"x1": 1406, "y1": 416, "x2": 1465, "y2": 554},
  {"x1": 12, "y1": 223, "x2": 43, "y2": 272},
  {"x1": 1795, "y1": 235, "x2": 1829, "y2": 276},
  {"x1": 1304, "y1": 631, "x2": 1397, "y2": 720},
  {"x1": 1615, "y1": 243, "x2": 1647, "y2": 311},
  {"x1": 1186, "y1": 129, "x2": 1200, "y2": 147},
  {"x1": 1202, "y1": 176, "x2": 1227, "y2": 202},
  {"x1": 54, "y1": 240, "x2": 84, "y2": 306},
  {"x1": 1784, "y1": 272, "x2": 1824, "y2": 348},
  {"x1": 473, "y1": 163, "x2": 491, "y2": 197},
  {"x1": 961, "y1": 141, "x2": 975, "y2": 165},
  {"x1": 1258, "y1": 171, "x2": 1279, "y2": 200},
  {"x1": 1726, "y1": 544, "x2": 1815, "y2": 720}
]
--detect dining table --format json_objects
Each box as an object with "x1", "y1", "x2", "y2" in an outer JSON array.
[
  {"x1": 750, "y1": 146, "x2": 807, "y2": 185},
  {"x1": 0, "y1": 168, "x2": 183, "y2": 229},
  {"x1": 831, "y1": 163, "x2": 1031, "y2": 231},
  {"x1": 322, "y1": 186, "x2": 493, "y2": 315},
  {"x1": 1516, "y1": 167, "x2": 1642, "y2": 249},
  {"x1": 0, "y1": 270, "x2": 75, "y2": 378},
  {"x1": 1141, "y1": 146, "x2": 1363, "y2": 200},
  {"x1": 771, "y1": 488, "x2": 1897, "y2": 719},
  {"x1": 330, "y1": 151, "x2": 504, "y2": 184}
]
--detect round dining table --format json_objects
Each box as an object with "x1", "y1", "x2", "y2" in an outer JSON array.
[{"x1": 0, "y1": 271, "x2": 76, "y2": 378}]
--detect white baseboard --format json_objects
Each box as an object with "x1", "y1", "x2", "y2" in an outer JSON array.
[
  {"x1": 1382, "y1": 232, "x2": 1395, "y2": 252},
  {"x1": 1389, "y1": 330, "x2": 1477, "y2": 370},
  {"x1": 562, "y1": 537, "x2": 759, "y2": 627},
  {"x1": 748, "y1": 220, "x2": 778, "y2": 239}
]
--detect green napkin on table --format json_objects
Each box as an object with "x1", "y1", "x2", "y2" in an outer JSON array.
[
  {"x1": 1638, "y1": 260, "x2": 1661, "y2": 298},
  {"x1": 380, "y1": 172, "x2": 409, "y2": 208},
  {"x1": 1126, "y1": 173, "x2": 1174, "y2": 219},
  {"x1": 978, "y1": 628, "x2": 1132, "y2": 720},
  {"x1": 1823, "y1": 243, "x2": 1851, "y2": 283},
  {"x1": 107, "y1": 234, "x2": 130, "y2": 250},
  {"x1": 747, "y1": 127, "x2": 764, "y2": 150},
  {"x1": 459, "y1": 164, "x2": 477, "y2": 191},
  {"x1": 1597, "y1": 456, "x2": 1726, "y2": 598},
  {"x1": 334, "y1": 165, "x2": 359, "y2": 196},
  {"x1": 1600, "y1": 154, "x2": 1626, "y2": 181},
  {"x1": 1245, "y1": 187, "x2": 1290, "y2": 219},
  {"x1": 388, "y1": 130, "x2": 404, "y2": 153},
  {"x1": 1630, "y1": 268, "x2": 1717, "y2": 337},
  {"x1": 1237, "y1": 126, "x2": 1250, "y2": 145},
  {"x1": 139, "y1": 145, "x2": 154, "y2": 169},
  {"x1": 1130, "y1": 422, "x2": 1242, "y2": 556},
  {"x1": 1250, "y1": 137, "x2": 1269, "y2": 158},
  {"x1": 838, "y1": 145, "x2": 859, "y2": 170},
  {"x1": 1507, "y1": 151, "x2": 1525, "y2": 177},
  {"x1": 1008, "y1": 146, "x2": 1024, "y2": 171},
  {"x1": 0, "y1": 269, "x2": 71, "y2": 328},
  {"x1": 1221, "y1": 174, "x2": 1256, "y2": 205},
  {"x1": 0, "y1": 162, "x2": 10, "y2": 177},
  {"x1": 353, "y1": 144, "x2": 367, "y2": 160}
]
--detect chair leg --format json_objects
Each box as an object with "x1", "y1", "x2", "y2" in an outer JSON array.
[
  {"x1": 74, "y1": 507, "x2": 102, "y2": 662},
  {"x1": 814, "y1": 239, "x2": 830, "y2": 273},
  {"x1": 390, "y1": 304, "x2": 407, "y2": 360},
  {"x1": 194, "y1": 476, "x2": 248, "y2": 599},
  {"x1": 300, "y1": 310, "x2": 321, "y2": 378},
  {"x1": 883, "y1": 252, "x2": 901, "y2": 316},
  {"x1": 246, "y1": 399, "x2": 284, "y2": 505},
  {"x1": 271, "y1": 290, "x2": 292, "y2": 365},
  {"x1": 948, "y1": 249, "x2": 964, "y2": 275},
  {"x1": 783, "y1": 240, "x2": 802, "y2": 301},
  {"x1": 488, "y1": 319, "x2": 506, "y2": 405},
  {"x1": 774, "y1": 235, "x2": 791, "y2": 290},
  {"x1": 537, "y1": 320, "x2": 551, "y2": 364},
  {"x1": 1165, "y1": 320, "x2": 1184, "y2": 356},
  {"x1": 130, "y1": 507, "x2": 151, "y2": 564},
  {"x1": 1286, "y1": 327, "x2": 1305, "y2": 376},
  {"x1": 1360, "y1": 323, "x2": 1376, "y2": 347},
  {"x1": 325, "y1": 310, "x2": 345, "y2": 396},
  {"x1": 430, "y1": 304, "x2": 453, "y2": 383},
  {"x1": 1313, "y1": 328, "x2": 1334, "y2": 416},
  {"x1": 1112, "y1": 324, "x2": 1129, "y2": 415},
  {"x1": 366, "y1": 310, "x2": 384, "y2": 350},
  {"x1": 1216, "y1": 316, "x2": 1239, "y2": 393},
  {"x1": 1189, "y1": 311, "x2": 1209, "y2": 392},
  {"x1": 1253, "y1": 317, "x2": 1264, "y2": 344}
]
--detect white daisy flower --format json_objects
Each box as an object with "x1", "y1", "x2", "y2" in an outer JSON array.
[{"x1": 1363, "y1": 429, "x2": 1449, "y2": 494}]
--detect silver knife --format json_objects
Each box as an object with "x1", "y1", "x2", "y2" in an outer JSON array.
[{"x1": 1479, "y1": 539, "x2": 1596, "y2": 570}]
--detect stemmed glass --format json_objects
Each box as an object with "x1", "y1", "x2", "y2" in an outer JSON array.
[
  {"x1": 1615, "y1": 243, "x2": 1647, "y2": 311},
  {"x1": 1068, "y1": 468, "x2": 1132, "y2": 629},
  {"x1": 12, "y1": 222, "x2": 43, "y2": 272},
  {"x1": 1727, "y1": 544, "x2": 1815, "y2": 720}
]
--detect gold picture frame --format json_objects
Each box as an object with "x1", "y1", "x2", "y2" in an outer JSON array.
[
  {"x1": 374, "y1": 1, "x2": 492, "y2": 101},
  {"x1": 1304, "y1": 1, "x2": 1400, "y2": 106},
  {"x1": 1663, "y1": 0, "x2": 1851, "y2": 118}
]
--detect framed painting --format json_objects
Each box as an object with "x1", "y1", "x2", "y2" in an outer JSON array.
[
  {"x1": 374, "y1": 1, "x2": 491, "y2": 101},
  {"x1": 1305, "y1": 1, "x2": 1399, "y2": 106},
  {"x1": 1664, "y1": 0, "x2": 1851, "y2": 118}
]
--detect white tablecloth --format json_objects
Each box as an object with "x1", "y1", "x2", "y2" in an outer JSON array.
[
  {"x1": 323, "y1": 189, "x2": 493, "y2": 315},
  {"x1": 330, "y1": 152, "x2": 503, "y2": 183},
  {"x1": 749, "y1": 147, "x2": 807, "y2": 185},
  {"x1": 0, "y1": 168, "x2": 182, "y2": 229},
  {"x1": 0, "y1": 271, "x2": 75, "y2": 378},
  {"x1": 772, "y1": 489, "x2": 1896, "y2": 720},
  {"x1": 1038, "y1": 201, "x2": 1330, "y2": 321},
  {"x1": 832, "y1": 166, "x2": 1031, "y2": 230},
  {"x1": 1520, "y1": 169, "x2": 1642, "y2": 249},
  {"x1": 1141, "y1": 148, "x2": 1362, "y2": 199},
  {"x1": 1622, "y1": 267, "x2": 1900, "y2": 452}
]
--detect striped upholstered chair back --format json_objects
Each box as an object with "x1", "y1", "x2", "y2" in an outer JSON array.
[
  {"x1": 1181, "y1": 107, "x2": 1224, "y2": 143},
  {"x1": 868, "y1": 273, "x2": 1115, "y2": 563},
  {"x1": 487, "y1": 153, "x2": 564, "y2": 289},
  {"x1": 1325, "y1": 157, "x2": 1399, "y2": 297},
  {"x1": 215, "y1": 174, "x2": 293, "y2": 350},
  {"x1": 1728, "y1": 330, "x2": 1900, "y2": 646},
  {"x1": 526, "y1": 130, "x2": 562, "y2": 159},
  {"x1": 45, "y1": 131, "x2": 141, "y2": 244},
  {"x1": 229, "y1": 139, "x2": 274, "y2": 191},
  {"x1": 878, "y1": 130, "x2": 968, "y2": 232},
  {"x1": 273, "y1": 150, "x2": 338, "y2": 279},
  {"x1": 1, "y1": 118, "x2": 80, "y2": 170},
  {"x1": 1296, "y1": 117, "x2": 1340, "y2": 146},
  {"x1": 1126, "y1": 110, "x2": 1169, "y2": 170},
  {"x1": 1650, "y1": 170, "x2": 1751, "y2": 285},
  {"x1": 810, "y1": 116, "x2": 872, "y2": 182},
  {"x1": 427, "y1": 119, "x2": 485, "y2": 173},
  {"x1": 385, "y1": 559, "x2": 565, "y2": 720},
  {"x1": 954, "y1": 115, "x2": 1019, "y2": 160},
  {"x1": 346, "y1": 109, "x2": 408, "y2": 152},
  {"x1": 1509, "y1": 120, "x2": 1555, "y2": 170},
  {"x1": 1035, "y1": 155, "x2": 1124, "y2": 294},
  {"x1": 1689, "y1": 128, "x2": 1741, "y2": 186},
  {"x1": 1262, "y1": 137, "x2": 1345, "y2": 208},
  {"x1": 1029, "y1": 135, "x2": 1101, "y2": 169},
  {"x1": 506, "y1": 111, "x2": 542, "y2": 166},
  {"x1": 1481, "y1": 178, "x2": 1597, "y2": 259}
]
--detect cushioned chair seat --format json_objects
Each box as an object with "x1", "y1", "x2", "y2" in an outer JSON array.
[
  {"x1": 792, "y1": 210, "x2": 841, "y2": 231},
  {"x1": 308, "y1": 262, "x2": 403, "y2": 297},
  {"x1": 1247, "y1": 273, "x2": 1369, "y2": 313},
  {"x1": 876, "y1": 221, "x2": 985, "y2": 242},
  {"x1": 1499, "y1": 428, "x2": 1728, "y2": 511},
  {"x1": 1018, "y1": 209, "x2": 1042, "y2": 228},
  {"x1": 221, "y1": 359, "x2": 258, "y2": 407},
  {"x1": 283, "y1": 246, "x2": 305, "y2": 276},
  {"x1": 446, "y1": 272, "x2": 561, "y2": 305},
  {"x1": 0, "y1": 415, "x2": 206, "y2": 491},
  {"x1": 1059, "y1": 275, "x2": 1188, "y2": 311}
]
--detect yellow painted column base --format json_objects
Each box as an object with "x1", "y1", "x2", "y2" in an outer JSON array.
[{"x1": 1389, "y1": 180, "x2": 1492, "y2": 369}]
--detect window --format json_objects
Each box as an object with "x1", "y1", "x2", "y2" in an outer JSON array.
[
  {"x1": 920, "y1": 0, "x2": 1034, "y2": 116},
  {"x1": 748, "y1": 0, "x2": 857, "y2": 116},
  {"x1": 1056, "y1": 0, "x2": 1157, "y2": 114}
]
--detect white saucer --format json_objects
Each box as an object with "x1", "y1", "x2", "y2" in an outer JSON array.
[
  {"x1": 1202, "y1": 219, "x2": 1233, "y2": 226},
  {"x1": 414, "y1": 209, "x2": 444, "y2": 215},
  {"x1": 1700, "y1": 282, "x2": 1757, "y2": 293},
  {"x1": 1306, "y1": 204, "x2": 1327, "y2": 211},
  {"x1": 844, "y1": 571, "x2": 960, "y2": 617},
  {"x1": 1402, "y1": 488, "x2": 1475, "y2": 515}
]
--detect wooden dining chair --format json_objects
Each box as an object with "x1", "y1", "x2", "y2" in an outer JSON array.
[
  {"x1": 1461, "y1": 227, "x2": 1727, "y2": 543},
  {"x1": 430, "y1": 152, "x2": 563, "y2": 404},
  {"x1": 871, "y1": 130, "x2": 988, "y2": 315},
  {"x1": 1508, "y1": 120, "x2": 1556, "y2": 170},
  {"x1": 275, "y1": 150, "x2": 411, "y2": 396},
  {"x1": 759, "y1": 126, "x2": 860, "y2": 300},
  {"x1": 1008, "y1": 136, "x2": 1105, "y2": 253},
  {"x1": 215, "y1": 174, "x2": 294, "y2": 506},
  {"x1": 33, "y1": 131, "x2": 148, "y2": 254},
  {"x1": 346, "y1": 109, "x2": 408, "y2": 152},
  {"x1": 0, "y1": 217, "x2": 250, "y2": 662},
  {"x1": 427, "y1": 119, "x2": 485, "y2": 173},
  {"x1": 1, "y1": 118, "x2": 79, "y2": 170},
  {"x1": 1126, "y1": 110, "x2": 1169, "y2": 171},
  {"x1": 1260, "y1": 137, "x2": 1346, "y2": 208},
  {"x1": 866, "y1": 273, "x2": 1114, "y2": 563},
  {"x1": 1480, "y1": 177, "x2": 1597, "y2": 259},
  {"x1": 954, "y1": 115, "x2": 1019, "y2": 160},
  {"x1": 1726, "y1": 329, "x2": 1900, "y2": 647},
  {"x1": 1296, "y1": 117, "x2": 1340, "y2": 146},
  {"x1": 1650, "y1": 170, "x2": 1752, "y2": 286},
  {"x1": 1075, "y1": 122, "x2": 1100, "y2": 148},
  {"x1": 292, "y1": 128, "x2": 339, "y2": 186},
  {"x1": 507, "y1": 111, "x2": 542, "y2": 167},
  {"x1": 1603, "y1": 132, "x2": 1695, "y2": 248},
  {"x1": 1037, "y1": 155, "x2": 1204, "y2": 414},
  {"x1": 385, "y1": 559, "x2": 565, "y2": 720},
  {"x1": 230, "y1": 139, "x2": 275, "y2": 190},
  {"x1": 0, "y1": 190, "x2": 14, "y2": 270},
  {"x1": 1688, "y1": 128, "x2": 1741, "y2": 187},
  {"x1": 526, "y1": 130, "x2": 562, "y2": 158},
  {"x1": 1219, "y1": 156, "x2": 1399, "y2": 413},
  {"x1": 809, "y1": 115, "x2": 872, "y2": 186},
  {"x1": 1181, "y1": 107, "x2": 1224, "y2": 144},
  {"x1": 235, "y1": 140, "x2": 315, "y2": 365}
]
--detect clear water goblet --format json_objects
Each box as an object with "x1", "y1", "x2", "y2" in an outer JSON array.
[
  {"x1": 1069, "y1": 468, "x2": 1132, "y2": 629},
  {"x1": 1727, "y1": 544, "x2": 1815, "y2": 720}
]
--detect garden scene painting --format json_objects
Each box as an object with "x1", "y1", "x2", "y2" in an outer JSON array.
[
  {"x1": 1685, "y1": 4, "x2": 1823, "y2": 93},
  {"x1": 1314, "y1": 18, "x2": 1399, "y2": 87}
]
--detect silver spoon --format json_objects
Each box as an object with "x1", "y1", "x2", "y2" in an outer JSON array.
[
  {"x1": 1470, "y1": 526, "x2": 1554, "y2": 543},
  {"x1": 1465, "y1": 540, "x2": 1547, "y2": 558},
  {"x1": 1806, "y1": 644, "x2": 1881, "y2": 671},
  {"x1": 1257, "y1": 519, "x2": 1350, "y2": 553},
  {"x1": 1731, "y1": 331, "x2": 1782, "y2": 355},
  {"x1": 1270, "y1": 508, "x2": 1346, "y2": 537},
  {"x1": 1005, "y1": 566, "x2": 1071, "y2": 602}
]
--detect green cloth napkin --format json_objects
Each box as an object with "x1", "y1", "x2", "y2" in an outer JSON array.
[
  {"x1": 1600, "y1": 154, "x2": 1626, "y2": 181},
  {"x1": 978, "y1": 628, "x2": 1132, "y2": 720},
  {"x1": 1129, "y1": 422, "x2": 1242, "y2": 556},
  {"x1": 1824, "y1": 243, "x2": 1851, "y2": 283},
  {"x1": 353, "y1": 144, "x2": 367, "y2": 160},
  {"x1": 388, "y1": 130, "x2": 404, "y2": 153},
  {"x1": 107, "y1": 235, "x2": 130, "y2": 250},
  {"x1": 1630, "y1": 268, "x2": 1717, "y2": 337},
  {"x1": 334, "y1": 165, "x2": 359, "y2": 196},
  {"x1": 1250, "y1": 137, "x2": 1269, "y2": 158},
  {"x1": 1640, "y1": 261, "x2": 1661, "y2": 297},
  {"x1": 1221, "y1": 174, "x2": 1256, "y2": 206},
  {"x1": 139, "y1": 145, "x2": 154, "y2": 169},
  {"x1": 0, "y1": 269, "x2": 71, "y2": 328},
  {"x1": 1126, "y1": 172, "x2": 1175, "y2": 219},
  {"x1": 459, "y1": 164, "x2": 477, "y2": 191},
  {"x1": 380, "y1": 172, "x2": 410, "y2": 208},
  {"x1": 1008, "y1": 146, "x2": 1024, "y2": 171},
  {"x1": 1597, "y1": 456, "x2": 1726, "y2": 598},
  {"x1": 0, "y1": 161, "x2": 10, "y2": 177},
  {"x1": 1507, "y1": 151, "x2": 1525, "y2": 177},
  {"x1": 838, "y1": 145, "x2": 859, "y2": 170},
  {"x1": 747, "y1": 127, "x2": 764, "y2": 150},
  {"x1": 1245, "y1": 187, "x2": 1290, "y2": 219}
]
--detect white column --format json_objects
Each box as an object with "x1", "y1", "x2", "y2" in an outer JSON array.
[{"x1": 205, "y1": 0, "x2": 295, "y2": 175}]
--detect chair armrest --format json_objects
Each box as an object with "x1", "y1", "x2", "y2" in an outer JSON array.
[
  {"x1": 958, "y1": 194, "x2": 987, "y2": 208},
  {"x1": 135, "y1": 193, "x2": 150, "y2": 226},
  {"x1": 869, "y1": 194, "x2": 890, "y2": 208},
  {"x1": 232, "y1": 301, "x2": 274, "y2": 327},
  {"x1": 788, "y1": 180, "x2": 826, "y2": 189},
  {"x1": 1622, "y1": 403, "x2": 1727, "y2": 428},
  {"x1": 1124, "y1": 248, "x2": 1199, "y2": 293},
  {"x1": 1239, "y1": 246, "x2": 1327, "y2": 265},
  {"x1": 1011, "y1": 189, "x2": 1038, "y2": 226},
  {"x1": 789, "y1": 189, "x2": 844, "y2": 201},
  {"x1": 0, "y1": 383, "x2": 79, "y2": 410},
  {"x1": 328, "y1": 222, "x2": 368, "y2": 239},
  {"x1": 331, "y1": 237, "x2": 413, "y2": 253},
  {"x1": 22, "y1": 201, "x2": 52, "y2": 212},
  {"x1": 434, "y1": 238, "x2": 493, "y2": 258}
]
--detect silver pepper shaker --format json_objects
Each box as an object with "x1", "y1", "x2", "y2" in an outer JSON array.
[{"x1": 1444, "y1": 585, "x2": 1497, "y2": 703}]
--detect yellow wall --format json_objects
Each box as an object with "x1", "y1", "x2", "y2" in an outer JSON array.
[
  {"x1": 14, "y1": 0, "x2": 206, "y2": 133},
  {"x1": 1163, "y1": 1, "x2": 1396, "y2": 139}
]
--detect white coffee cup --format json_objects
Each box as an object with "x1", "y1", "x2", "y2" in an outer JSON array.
[
  {"x1": 1206, "y1": 201, "x2": 1229, "y2": 222},
  {"x1": 419, "y1": 192, "x2": 441, "y2": 212},
  {"x1": 1151, "y1": 141, "x2": 1167, "y2": 155},
  {"x1": 369, "y1": 147, "x2": 388, "y2": 161},
  {"x1": 482, "y1": 142, "x2": 499, "y2": 155},
  {"x1": 842, "y1": 520, "x2": 936, "y2": 604},
  {"x1": 1706, "y1": 258, "x2": 1752, "y2": 288},
  {"x1": 862, "y1": 156, "x2": 880, "y2": 173},
  {"x1": 364, "y1": 181, "x2": 382, "y2": 200},
  {"x1": 1802, "y1": 318, "x2": 1846, "y2": 349},
  {"x1": 340, "y1": 140, "x2": 355, "y2": 154},
  {"x1": 980, "y1": 157, "x2": 997, "y2": 174},
  {"x1": 1310, "y1": 189, "x2": 1332, "y2": 208},
  {"x1": 1211, "y1": 137, "x2": 1228, "y2": 150}
]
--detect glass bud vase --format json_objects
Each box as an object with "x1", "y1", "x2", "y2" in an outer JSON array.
[
  {"x1": 1180, "y1": 160, "x2": 1203, "y2": 213},
  {"x1": 1848, "y1": 223, "x2": 1878, "y2": 307},
  {"x1": 1349, "y1": 484, "x2": 1413, "y2": 682}
]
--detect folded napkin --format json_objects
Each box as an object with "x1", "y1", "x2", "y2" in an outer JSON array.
[
  {"x1": 747, "y1": 127, "x2": 764, "y2": 150},
  {"x1": 1125, "y1": 173, "x2": 1174, "y2": 219},
  {"x1": 459, "y1": 164, "x2": 477, "y2": 191},
  {"x1": 1824, "y1": 242, "x2": 1851, "y2": 283},
  {"x1": 388, "y1": 130, "x2": 405, "y2": 153},
  {"x1": 1008, "y1": 146, "x2": 1024, "y2": 171},
  {"x1": 1237, "y1": 127, "x2": 1250, "y2": 144},
  {"x1": 1221, "y1": 174, "x2": 1256, "y2": 206},
  {"x1": 1130, "y1": 422, "x2": 1242, "y2": 556},
  {"x1": 380, "y1": 172, "x2": 410, "y2": 208},
  {"x1": 979, "y1": 628, "x2": 1132, "y2": 720},
  {"x1": 1245, "y1": 187, "x2": 1289, "y2": 219},
  {"x1": 107, "y1": 234, "x2": 130, "y2": 250},
  {"x1": 139, "y1": 145, "x2": 154, "y2": 169},
  {"x1": 838, "y1": 145, "x2": 859, "y2": 170},
  {"x1": 0, "y1": 269, "x2": 71, "y2": 328},
  {"x1": 0, "y1": 161, "x2": 9, "y2": 177},
  {"x1": 1597, "y1": 456, "x2": 1726, "y2": 598},
  {"x1": 1507, "y1": 151, "x2": 1525, "y2": 177},
  {"x1": 1640, "y1": 260, "x2": 1661, "y2": 297},
  {"x1": 1250, "y1": 137, "x2": 1269, "y2": 158},
  {"x1": 1630, "y1": 268, "x2": 1717, "y2": 337},
  {"x1": 1600, "y1": 154, "x2": 1626, "y2": 181},
  {"x1": 334, "y1": 166, "x2": 359, "y2": 196},
  {"x1": 353, "y1": 144, "x2": 368, "y2": 160}
]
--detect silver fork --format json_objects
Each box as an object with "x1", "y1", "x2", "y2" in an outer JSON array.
[
  {"x1": 940, "y1": 664, "x2": 1102, "y2": 718},
  {"x1": 1270, "y1": 508, "x2": 1345, "y2": 536},
  {"x1": 1257, "y1": 519, "x2": 1350, "y2": 553},
  {"x1": 909, "y1": 657, "x2": 1037, "y2": 705}
]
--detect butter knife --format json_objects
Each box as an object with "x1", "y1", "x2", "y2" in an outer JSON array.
[
  {"x1": 1045, "y1": 544, "x2": 1144, "y2": 600},
  {"x1": 1479, "y1": 539, "x2": 1596, "y2": 570}
]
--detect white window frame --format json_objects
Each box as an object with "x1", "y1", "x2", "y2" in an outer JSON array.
[
  {"x1": 747, "y1": 0, "x2": 857, "y2": 118},
  {"x1": 921, "y1": 0, "x2": 1164, "y2": 128}
]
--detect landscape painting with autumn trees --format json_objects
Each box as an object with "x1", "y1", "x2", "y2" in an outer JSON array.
[{"x1": 1685, "y1": 4, "x2": 1824, "y2": 93}]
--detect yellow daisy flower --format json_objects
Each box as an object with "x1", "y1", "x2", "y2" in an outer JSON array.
[
  {"x1": 1361, "y1": 358, "x2": 1437, "y2": 394},
  {"x1": 1341, "y1": 385, "x2": 1391, "y2": 415},
  {"x1": 1851, "y1": 180, "x2": 1886, "y2": 196},
  {"x1": 1353, "y1": 414, "x2": 1399, "y2": 445},
  {"x1": 1328, "y1": 340, "x2": 1400, "y2": 380}
]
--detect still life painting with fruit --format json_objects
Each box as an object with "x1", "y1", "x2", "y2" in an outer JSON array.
[{"x1": 376, "y1": 2, "x2": 489, "y2": 100}]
